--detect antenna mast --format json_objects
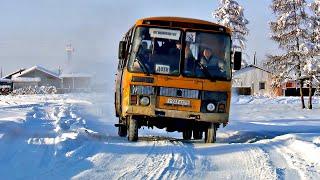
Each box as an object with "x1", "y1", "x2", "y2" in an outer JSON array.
[{"x1": 65, "y1": 43, "x2": 75, "y2": 65}]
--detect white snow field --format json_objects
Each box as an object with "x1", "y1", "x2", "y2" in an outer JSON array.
[{"x1": 0, "y1": 94, "x2": 319, "y2": 180}]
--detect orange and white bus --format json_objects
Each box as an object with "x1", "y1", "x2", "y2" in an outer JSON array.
[{"x1": 115, "y1": 17, "x2": 241, "y2": 143}]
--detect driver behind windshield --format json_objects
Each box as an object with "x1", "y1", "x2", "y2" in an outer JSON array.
[
  {"x1": 200, "y1": 47, "x2": 226, "y2": 74},
  {"x1": 138, "y1": 41, "x2": 151, "y2": 63},
  {"x1": 131, "y1": 41, "x2": 153, "y2": 72}
]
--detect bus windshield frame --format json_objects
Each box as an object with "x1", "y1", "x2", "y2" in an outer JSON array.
[{"x1": 127, "y1": 26, "x2": 232, "y2": 81}]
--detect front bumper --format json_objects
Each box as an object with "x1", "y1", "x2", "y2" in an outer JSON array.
[{"x1": 125, "y1": 106, "x2": 229, "y2": 123}]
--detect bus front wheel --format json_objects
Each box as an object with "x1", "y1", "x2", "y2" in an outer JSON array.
[
  {"x1": 205, "y1": 123, "x2": 217, "y2": 143},
  {"x1": 182, "y1": 129, "x2": 192, "y2": 140},
  {"x1": 193, "y1": 130, "x2": 203, "y2": 140},
  {"x1": 127, "y1": 116, "x2": 138, "y2": 142}
]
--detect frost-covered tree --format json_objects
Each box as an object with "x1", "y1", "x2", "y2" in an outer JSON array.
[
  {"x1": 303, "y1": 0, "x2": 320, "y2": 109},
  {"x1": 213, "y1": 0, "x2": 249, "y2": 67},
  {"x1": 310, "y1": 0, "x2": 320, "y2": 51},
  {"x1": 266, "y1": 0, "x2": 310, "y2": 109}
]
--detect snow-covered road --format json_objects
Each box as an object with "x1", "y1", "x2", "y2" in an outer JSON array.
[{"x1": 0, "y1": 94, "x2": 319, "y2": 180}]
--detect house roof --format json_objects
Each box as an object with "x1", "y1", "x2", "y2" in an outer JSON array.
[
  {"x1": 3, "y1": 68, "x2": 26, "y2": 79},
  {"x1": 234, "y1": 64, "x2": 272, "y2": 76},
  {"x1": 12, "y1": 66, "x2": 61, "y2": 79}
]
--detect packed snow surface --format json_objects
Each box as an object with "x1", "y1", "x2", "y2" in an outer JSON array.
[{"x1": 0, "y1": 94, "x2": 319, "y2": 180}]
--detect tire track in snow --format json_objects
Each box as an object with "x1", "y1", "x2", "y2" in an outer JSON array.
[
  {"x1": 158, "y1": 141, "x2": 195, "y2": 179},
  {"x1": 192, "y1": 144, "x2": 277, "y2": 180},
  {"x1": 117, "y1": 140, "x2": 195, "y2": 180},
  {"x1": 234, "y1": 147, "x2": 276, "y2": 180},
  {"x1": 273, "y1": 143, "x2": 320, "y2": 180},
  {"x1": 116, "y1": 141, "x2": 158, "y2": 179},
  {"x1": 117, "y1": 140, "x2": 173, "y2": 180}
]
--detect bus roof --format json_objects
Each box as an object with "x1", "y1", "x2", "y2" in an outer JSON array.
[{"x1": 136, "y1": 16, "x2": 231, "y2": 34}]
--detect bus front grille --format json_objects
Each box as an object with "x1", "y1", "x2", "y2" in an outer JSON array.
[{"x1": 159, "y1": 87, "x2": 199, "y2": 99}]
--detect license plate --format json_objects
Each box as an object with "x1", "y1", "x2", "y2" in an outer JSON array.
[{"x1": 166, "y1": 98, "x2": 190, "y2": 106}]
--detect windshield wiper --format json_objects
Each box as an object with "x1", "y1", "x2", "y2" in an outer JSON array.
[
  {"x1": 196, "y1": 60, "x2": 215, "y2": 81},
  {"x1": 134, "y1": 55, "x2": 150, "y2": 75}
]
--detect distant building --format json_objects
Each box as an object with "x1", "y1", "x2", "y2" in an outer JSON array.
[
  {"x1": 0, "y1": 78, "x2": 13, "y2": 95},
  {"x1": 7, "y1": 66, "x2": 61, "y2": 89},
  {"x1": 60, "y1": 73, "x2": 92, "y2": 92},
  {"x1": 232, "y1": 65, "x2": 272, "y2": 96},
  {"x1": 280, "y1": 80, "x2": 317, "y2": 96},
  {"x1": 4, "y1": 66, "x2": 92, "y2": 93}
]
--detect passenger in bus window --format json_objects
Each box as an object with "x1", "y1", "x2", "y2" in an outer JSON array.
[
  {"x1": 183, "y1": 45, "x2": 196, "y2": 75},
  {"x1": 169, "y1": 41, "x2": 182, "y2": 57},
  {"x1": 160, "y1": 40, "x2": 175, "y2": 55}
]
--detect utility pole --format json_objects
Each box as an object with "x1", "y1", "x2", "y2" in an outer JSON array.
[
  {"x1": 0, "y1": 67, "x2": 3, "y2": 78},
  {"x1": 58, "y1": 66, "x2": 62, "y2": 75},
  {"x1": 253, "y1": 51, "x2": 257, "y2": 66}
]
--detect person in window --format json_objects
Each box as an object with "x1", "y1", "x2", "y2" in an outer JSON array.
[
  {"x1": 200, "y1": 48, "x2": 216, "y2": 66},
  {"x1": 200, "y1": 47, "x2": 226, "y2": 76},
  {"x1": 138, "y1": 41, "x2": 150, "y2": 58},
  {"x1": 169, "y1": 41, "x2": 182, "y2": 57},
  {"x1": 132, "y1": 41, "x2": 152, "y2": 72},
  {"x1": 183, "y1": 45, "x2": 197, "y2": 76},
  {"x1": 165, "y1": 42, "x2": 182, "y2": 74}
]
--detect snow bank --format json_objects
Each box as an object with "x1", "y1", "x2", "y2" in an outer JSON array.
[{"x1": 232, "y1": 95, "x2": 320, "y2": 105}]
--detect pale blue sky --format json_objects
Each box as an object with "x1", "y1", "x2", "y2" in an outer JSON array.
[{"x1": 0, "y1": 0, "x2": 277, "y2": 76}]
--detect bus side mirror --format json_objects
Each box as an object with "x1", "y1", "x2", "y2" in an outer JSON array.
[
  {"x1": 118, "y1": 41, "x2": 127, "y2": 60},
  {"x1": 233, "y1": 51, "x2": 242, "y2": 70}
]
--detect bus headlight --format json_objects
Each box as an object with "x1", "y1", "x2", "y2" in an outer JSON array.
[
  {"x1": 140, "y1": 96, "x2": 150, "y2": 106},
  {"x1": 206, "y1": 103, "x2": 215, "y2": 112}
]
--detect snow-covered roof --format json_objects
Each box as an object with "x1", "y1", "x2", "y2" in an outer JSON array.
[
  {"x1": 11, "y1": 77, "x2": 41, "y2": 83},
  {"x1": 0, "y1": 78, "x2": 12, "y2": 83},
  {"x1": 60, "y1": 73, "x2": 92, "y2": 78},
  {"x1": 12, "y1": 66, "x2": 61, "y2": 79},
  {"x1": 3, "y1": 68, "x2": 26, "y2": 79},
  {"x1": 234, "y1": 65, "x2": 271, "y2": 76}
]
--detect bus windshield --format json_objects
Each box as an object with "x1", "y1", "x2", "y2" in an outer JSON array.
[
  {"x1": 183, "y1": 31, "x2": 231, "y2": 80},
  {"x1": 128, "y1": 27, "x2": 182, "y2": 75}
]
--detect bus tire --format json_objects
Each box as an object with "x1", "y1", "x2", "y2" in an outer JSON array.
[
  {"x1": 183, "y1": 129, "x2": 192, "y2": 140},
  {"x1": 193, "y1": 130, "x2": 203, "y2": 140},
  {"x1": 128, "y1": 116, "x2": 138, "y2": 142},
  {"x1": 205, "y1": 123, "x2": 217, "y2": 143}
]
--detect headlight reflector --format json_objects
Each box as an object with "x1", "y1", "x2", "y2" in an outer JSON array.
[
  {"x1": 140, "y1": 96, "x2": 150, "y2": 106},
  {"x1": 206, "y1": 103, "x2": 215, "y2": 112}
]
